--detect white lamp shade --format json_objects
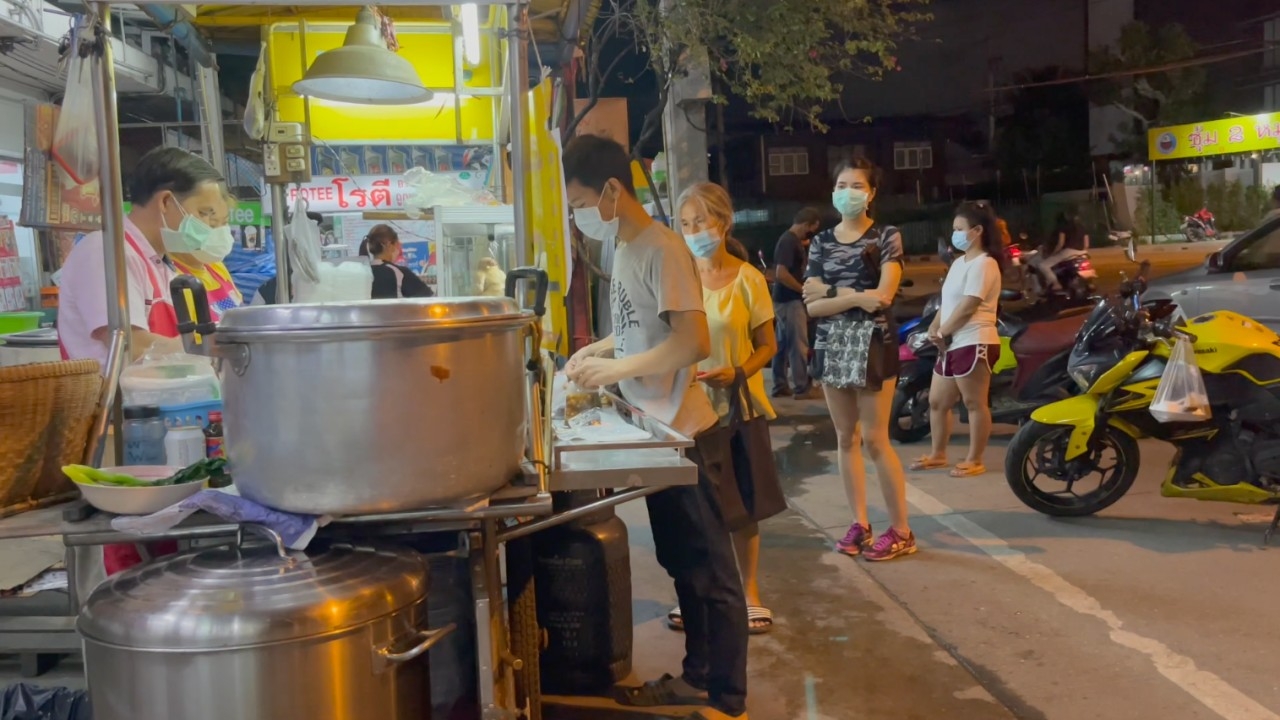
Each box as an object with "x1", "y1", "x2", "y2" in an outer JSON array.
[{"x1": 292, "y1": 7, "x2": 432, "y2": 106}]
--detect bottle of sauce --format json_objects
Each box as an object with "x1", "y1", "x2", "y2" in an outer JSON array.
[{"x1": 204, "y1": 411, "x2": 225, "y2": 460}]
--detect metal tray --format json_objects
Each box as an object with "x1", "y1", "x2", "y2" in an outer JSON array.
[{"x1": 548, "y1": 391, "x2": 699, "y2": 491}]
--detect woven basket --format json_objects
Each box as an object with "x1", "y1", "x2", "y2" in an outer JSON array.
[{"x1": 0, "y1": 359, "x2": 103, "y2": 518}]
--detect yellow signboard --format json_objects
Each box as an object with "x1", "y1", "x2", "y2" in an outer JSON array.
[{"x1": 1148, "y1": 112, "x2": 1280, "y2": 161}]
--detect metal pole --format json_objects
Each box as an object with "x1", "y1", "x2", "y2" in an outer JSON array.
[
  {"x1": 506, "y1": 2, "x2": 530, "y2": 267},
  {"x1": 271, "y1": 183, "x2": 290, "y2": 303},
  {"x1": 91, "y1": 4, "x2": 131, "y2": 462}
]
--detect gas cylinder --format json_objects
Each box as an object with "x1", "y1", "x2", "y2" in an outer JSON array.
[{"x1": 533, "y1": 492, "x2": 633, "y2": 695}]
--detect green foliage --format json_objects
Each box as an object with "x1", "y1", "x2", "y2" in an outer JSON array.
[
  {"x1": 1168, "y1": 177, "x2": 1204, "y2": 216},
  {"x1": 1088, "y1": 22, "x2": 1206, "y2": 158},
  {"x1": 1133, "y1": 186, "x2": 1183, "y2": 238},
  {"x1": 578, "y1": 0, "x2": 933, "y2": 146}
]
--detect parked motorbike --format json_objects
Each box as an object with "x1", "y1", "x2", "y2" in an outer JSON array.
[
  {"x1": 1017, "y1": 247, "x2": 1097, "y2": 305},
  {"x1": 1004, "y1": 254, "x2": 1280, "y2": 541},
  {"x1": 1181, "y1": 208, "x2": 1217, "y2": 243},
  {"x1": 891, "y1": 291, "x2": 1087, "y2": 443}
]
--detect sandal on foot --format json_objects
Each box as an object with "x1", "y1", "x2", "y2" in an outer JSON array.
[
  {"x1": 613, "y1": 673, "x2": 708, "y2": 707},
  {"x1": 909, "y1": 456, "x2": 949, "y2": 471},
  {"x1": 949, "y1": 462, "x2": 985, "y2": 477},
  {"x1": 666, "y1": 606, "x2": 684, "y2": 632},
  {"x1": 747, "y1": 606, "x2": 774, "y2": 635}
]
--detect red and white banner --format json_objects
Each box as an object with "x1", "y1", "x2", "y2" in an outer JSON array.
[{"x1": 284, "y1": 175, "x2": 417, "y2": 214}]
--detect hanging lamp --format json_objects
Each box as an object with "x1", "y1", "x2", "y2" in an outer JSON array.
[{"x1": 292, "y1": 6, "x2": 432, "y2": 105}]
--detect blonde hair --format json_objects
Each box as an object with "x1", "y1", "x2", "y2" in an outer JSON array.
[
  {"x1": 677, "y1": 182, "x2": 735, "y2": 238},
  {"x1": 676, "y1": 182, "x2": 749, "y2": 261}
]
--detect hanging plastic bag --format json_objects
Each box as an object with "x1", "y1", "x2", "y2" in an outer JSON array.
[
  {"x1": 0, "y1": 683, "x2": 92, "y2": 720},
  {"x1": 1150, "y1": 336, "x2": 1211, "y2": 423},
  {"x1": 293, "y1": 258, "x2": 374, "y2": 304},
  {"x1": 288, "y1": 197, "x2": 322, "y2": 285},
  {"x1": 243, "y1": 42, "x2": 268, "y2": 140},
  {"x1": 51, "y1": 21, "x2": 99, "y2": 186}
]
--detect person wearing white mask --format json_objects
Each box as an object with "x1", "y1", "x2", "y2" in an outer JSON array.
[
  {"x1": 665, "y1": 181, "x2": 782, "y2": 636},
  {"x1": 911, "y1": 200, "x2": 1006, "y2": 478},
  {"x1": 561, "y1": 136, "x2": 749, "y2": 720},
  {"x1": 802, "y1": 156, "x2": 914, "y2": 562},
  {"x1": 59, "y1": 146, "x2": 239, "y2": 368}
]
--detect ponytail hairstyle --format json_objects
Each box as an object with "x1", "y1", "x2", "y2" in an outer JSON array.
[
  {"x1": 359, "y1": 224, "x2": 399, "y2": 258},
  {"x1": 954, "y1": 200, "x2": 1007, "y2": 272}
]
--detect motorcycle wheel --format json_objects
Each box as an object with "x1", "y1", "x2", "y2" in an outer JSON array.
[
  {"x1": 1004, "y1": 420, "x2": 1140, "y2": 517},
  {"x1": 890, "y1": 375, "x2": 932, "y2": 443}
]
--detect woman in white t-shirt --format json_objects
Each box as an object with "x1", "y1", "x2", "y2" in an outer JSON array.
[{"x1": 911, "y1": 201, "x2": 1006, "y2": 477}]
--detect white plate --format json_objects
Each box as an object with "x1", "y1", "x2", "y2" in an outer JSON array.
[{"x1": 74, "y1": 466, "x2": 205, "y2": 516}]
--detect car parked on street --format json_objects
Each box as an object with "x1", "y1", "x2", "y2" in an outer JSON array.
[{"x1": 1143, "y1": 214, "x2": 1280, "y2": 333}]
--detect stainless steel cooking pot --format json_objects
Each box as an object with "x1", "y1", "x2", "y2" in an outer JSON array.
[
  {"x1": 78, "y1": 529, "x2": 451, "y2": 720},
  {"x1": 171, "y1": 272, "x2": 546, "y2": 515}
]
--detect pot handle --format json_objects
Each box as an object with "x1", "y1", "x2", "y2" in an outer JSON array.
[
  {"x1": 235, "y1": 524, "x2": 289, "y2": 559},
  {"x1": 379, "y1": 623, "x2": 456, "y2": 664},
  {"x1": 505, "y1": 267, "x2": 549, "y2": 318}
]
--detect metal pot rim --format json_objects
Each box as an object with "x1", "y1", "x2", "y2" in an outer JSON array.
[
  {"x1": 215, "y1": 313, "x2": 533, "y2": 343},
  {"x1": 214, "y1": 297, "x2": 530, "y2": 339}
]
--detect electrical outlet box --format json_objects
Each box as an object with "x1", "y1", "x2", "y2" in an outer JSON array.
[
  {"x1": 264, "y1": 141, "x2": 313, "y2": 184},
  {"x1": 268, "y1": 122, "x2": 305, "y2": 143}
]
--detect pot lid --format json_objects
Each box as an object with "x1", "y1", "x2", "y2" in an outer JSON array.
[
  {"x1": 77, "y1": 541, "x2": 427, "y2": 650},
  {"x1": 215, "y1": 297, "x2": 527, "y2": 338},
  {"x1": 0, "y1": 328, "x2": 58, "y2": 347}
]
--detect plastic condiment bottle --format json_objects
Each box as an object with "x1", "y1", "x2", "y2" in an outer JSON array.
[
  {"x1": 122, "y1": 406, "x2": 167, "y2": 466},
  {"x1": 204, "y1": 411, "x2": 225, "y2": 460},
  {"x1": 164, "y1": 422, "x2": 205, "y2": 467}
]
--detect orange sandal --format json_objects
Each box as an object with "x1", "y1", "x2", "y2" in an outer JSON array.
[
  {"x1": 909, "y1": 456, "x2": 949, "y2": 471},
  {"x1": 949, "y1": 462, "x2": 986, "y2": 477}
]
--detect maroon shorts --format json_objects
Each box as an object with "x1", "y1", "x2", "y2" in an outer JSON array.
[{"x1": 934, "y1": 343, "x2": 1000, "y2": 378}]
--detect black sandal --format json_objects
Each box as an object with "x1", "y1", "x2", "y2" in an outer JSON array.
[{"x1": 613, "y1": 673, "x2": 708, "y2": 707}]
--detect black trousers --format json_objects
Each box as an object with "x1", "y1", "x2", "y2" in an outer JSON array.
[{"x1": 645, "y1": 427, "x2": 748, "y2": 715}]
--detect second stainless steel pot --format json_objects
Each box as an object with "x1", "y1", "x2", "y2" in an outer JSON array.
[
  {"x1": 79, "y1": 531, "x2": 449, "y2": 720},
  {"x1": 172, "y1": 276, "x2": 537, "y2": 515}
]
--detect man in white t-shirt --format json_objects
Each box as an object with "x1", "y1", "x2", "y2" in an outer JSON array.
[{"x1": 563, "y1": 135, "x2": 749, "y2": 720}]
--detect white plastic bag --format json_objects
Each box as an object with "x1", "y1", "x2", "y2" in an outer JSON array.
[
  {"x1": 293, "y1": 258, "x2": 374, "y2": 304},
  {"x1": 52, "y1": 23, "x2": 99, "y2": 186},
  {"x1": 243, "y1": 42, "x2": 268, "y2": 140},
  {"x1": 119, "y1": 352, "x2": 220, "y2": 407},
  {"x1": 1150, "y1": 336, "x2": 1211, "y2": 423},
  {"x1": 288, "y1": 197, "x2": 322, "y2": 285},
  {"x1": 401, "y1": 167, "x2": 497, "y2": 217}
]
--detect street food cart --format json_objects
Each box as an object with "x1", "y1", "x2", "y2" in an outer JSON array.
[{"x1": 0, "y1": 2, "x2": 697, "y2": 718}]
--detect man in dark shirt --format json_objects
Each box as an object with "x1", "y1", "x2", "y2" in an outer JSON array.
[{"x1": 771, "y1": 207, "x2": 822, "y2": 397}]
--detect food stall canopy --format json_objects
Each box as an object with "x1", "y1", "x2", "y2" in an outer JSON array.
[{"x1": 1148, "y1": 111, "x2": 1280, "y2": 161}]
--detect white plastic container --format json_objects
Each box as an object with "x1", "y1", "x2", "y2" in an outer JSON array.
[
  {"x1": 164, "y1": 426, "x2": 206, "y2": 468},
  {"x1": 120, "y1": 354, "x2": 221, "y2": 407}
]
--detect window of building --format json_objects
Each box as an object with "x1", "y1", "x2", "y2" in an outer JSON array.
[
  {"x1": 893, "y1": 141, "x2": 933, "y2": 171},
  {"x1": 1267, "y1": 83, "x2": 1280, "y2": 111},
  {"x1": 767, "y1": 148, "x2": 810, "y2": 177}
]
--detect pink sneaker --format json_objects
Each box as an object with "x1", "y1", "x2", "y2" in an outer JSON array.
[
  {"x1": 835, "y1": 523, "x2": 873, "y2": 556},
  {"x1": 864, "y1": 527, "x2": 918, "y2": 562}
]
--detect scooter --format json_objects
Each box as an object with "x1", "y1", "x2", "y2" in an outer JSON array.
[
  {"x1": 1019, "y1": 247, "x2": 1097, "y2": 306},
  {"x1": 891, "y1": 292, "x2": 1089, "y2": 443},
  {"x1": 1181, "y1": 208, "x2": 1216, "y2": 243}
]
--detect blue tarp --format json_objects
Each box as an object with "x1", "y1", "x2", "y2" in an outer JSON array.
[{"x1": 225, "y1": 230, "x2": 277, "y2": 303}]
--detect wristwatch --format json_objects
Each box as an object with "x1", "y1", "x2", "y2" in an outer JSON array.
[{"x1": 825, "y1": 285, "x2": 838, "y2": 299}]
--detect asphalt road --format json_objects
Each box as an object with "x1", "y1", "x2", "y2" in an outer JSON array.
[{"x1": 768, "y1": 395, "x2": 1280, "y2": 720}]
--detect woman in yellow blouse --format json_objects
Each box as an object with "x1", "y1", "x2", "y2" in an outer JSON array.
[{"x1": 667, "y1": 181, "x2": 781, "y2": 634}]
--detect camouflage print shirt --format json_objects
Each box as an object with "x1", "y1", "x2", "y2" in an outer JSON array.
[{"x1": 805, "y1": 224, "x2": 904, "y2": 337}]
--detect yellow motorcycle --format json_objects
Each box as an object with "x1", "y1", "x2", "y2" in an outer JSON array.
[{"x1": 1004, "y1": 262, "x2": 1280, "y2": 541}]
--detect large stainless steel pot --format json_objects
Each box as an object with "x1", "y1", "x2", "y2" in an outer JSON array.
[
  {"x1": 172, "y1": 276, "x2": 541, "y2": 515},
  {"x1": 78, "y1": 530, "x2": 451, "y2": 720}
]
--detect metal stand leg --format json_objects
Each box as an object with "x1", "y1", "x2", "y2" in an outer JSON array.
[
  {"x1": 1265, "y1": 506, "x2": 1280, "y2": 546},
  {"x1": 472, "y1": 522, "x2": 515, "y2": 720}
]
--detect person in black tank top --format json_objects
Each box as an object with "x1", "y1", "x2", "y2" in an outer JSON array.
[{"x1": 358, "y1": 224, "x2": 433, "y2": 299}]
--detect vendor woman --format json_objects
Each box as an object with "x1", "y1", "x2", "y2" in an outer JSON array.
[
  {"x1": 358, "y1": 224, "x2": 434, "y2": 299},
  {"x1": 58, "y1": 147, "x2": 239, "y2": 576},
  {"x1": 59, "y1": 147, "x2": 241, "y2": 367}
]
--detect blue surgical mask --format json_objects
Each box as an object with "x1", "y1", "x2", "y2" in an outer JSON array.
[
  {"x1": 684, "y1": 230, "x2": 722, "y2": 258},
  {"x1": 951, "y1": 229, "x2": 973, "y2": 252},
  {"x1": 832, "y1": 188, "x2": 869, "y2": 218}
]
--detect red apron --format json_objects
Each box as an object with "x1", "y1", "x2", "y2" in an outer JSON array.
[{"x1": 59, "y1": 231, "x2": 181, "y2": 574}]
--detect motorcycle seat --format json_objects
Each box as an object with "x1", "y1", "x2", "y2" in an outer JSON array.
[{"x1": 1012, "y1": 313, "x2": 1087, "y2": 355}]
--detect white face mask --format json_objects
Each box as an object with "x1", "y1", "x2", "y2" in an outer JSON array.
[
  {"x1": 573, "y1": 190, "x2": 619, "y2": 241},
  {"x1": 160, "y1": 201, "x2": 236, "y2": 264}
]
